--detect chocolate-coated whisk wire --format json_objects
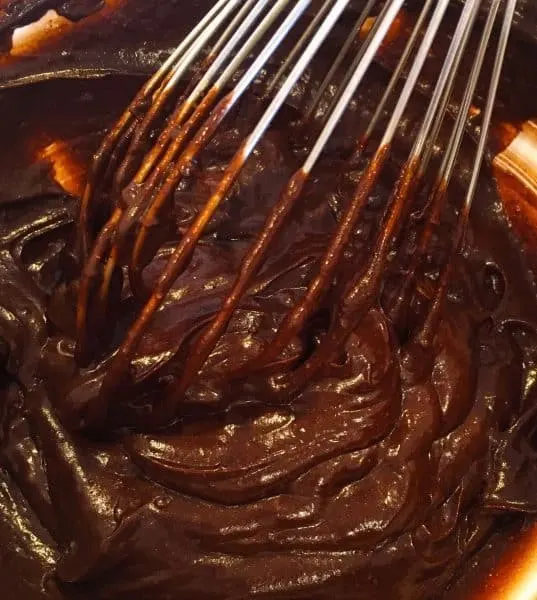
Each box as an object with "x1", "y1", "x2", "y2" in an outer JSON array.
[{"x1": 304, "y1": 0, "x2": 377, "y2": 121}]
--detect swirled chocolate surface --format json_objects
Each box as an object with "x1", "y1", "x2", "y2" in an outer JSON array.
[{"x1": 2, "y1": 2, "x2": 537, "y2": 600}]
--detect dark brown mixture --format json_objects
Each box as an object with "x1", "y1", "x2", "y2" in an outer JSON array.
[{"x1": 1, "y1": 1, "x2": 537, "y2": 599}]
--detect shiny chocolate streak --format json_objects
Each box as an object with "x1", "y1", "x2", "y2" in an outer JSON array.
[{"x1": 1, "y1": 2, "x2": 537, "y2": 600}]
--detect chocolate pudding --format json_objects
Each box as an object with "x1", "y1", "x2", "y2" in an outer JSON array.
[{"x1": 1, "y1": 1, "x2": 537, "y2": 599}]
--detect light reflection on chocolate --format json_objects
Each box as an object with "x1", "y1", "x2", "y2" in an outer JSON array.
[
  {"x1": 494, "y1": 121, "x2": 537, "y2": 252},
  {"x1": 471, "y1": 523, "x2": 537, "y2": 600},
  {"x1": 11, "y1": 10, "x2": 75, "y2": 57},
  {"x1": 36, "y1": 139, "x2": 86, "y2": 197}
]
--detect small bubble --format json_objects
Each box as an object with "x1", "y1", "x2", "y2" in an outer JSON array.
[{"x1": 154, "y1": 495, "x2": 172, "y2": 510}]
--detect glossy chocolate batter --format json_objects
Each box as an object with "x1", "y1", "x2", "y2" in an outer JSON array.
[{"x1": 2, "y1": 2, "x2": 537, "y2": 599}]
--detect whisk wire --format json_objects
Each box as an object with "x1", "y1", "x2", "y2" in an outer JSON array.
[
  {"x1": 266, "y1": 0, "x2": 335, "y2": 94},
  {"x1": 305, "y1": 0, "x2": 407, "y2": 172},
  {"x1": 357, "y1": 0, "x2": 435, "y2": 154},
  {"x1": 304, "y1": 0, "x2": 377, "y2": 121}
]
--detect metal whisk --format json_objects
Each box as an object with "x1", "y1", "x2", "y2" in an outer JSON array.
[{"x1": 76, "y1": 0, "x2": 517, "y2": 428}]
